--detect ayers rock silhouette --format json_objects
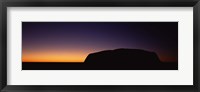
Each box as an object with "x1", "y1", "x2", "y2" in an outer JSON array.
[{"x1": 84, "y1": 48, "x2": 177, "y2": 70}]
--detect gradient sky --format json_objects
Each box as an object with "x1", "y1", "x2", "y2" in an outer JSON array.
[{"x1": 22, "y1": 22, "x2": 178, "y2": 62}]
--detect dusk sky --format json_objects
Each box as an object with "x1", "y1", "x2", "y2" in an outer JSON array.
[{"x1": 22, "y1": 22, "x2": 178, "y2": 62}]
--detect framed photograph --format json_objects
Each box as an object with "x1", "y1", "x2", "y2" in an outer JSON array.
[{"x1": 0, "y1": 0, "x2": 199, "y2": 92}]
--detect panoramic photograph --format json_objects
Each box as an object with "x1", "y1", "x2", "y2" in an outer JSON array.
[{"x1": 22, "y1": 22, "x2": 178, "y2": 70}]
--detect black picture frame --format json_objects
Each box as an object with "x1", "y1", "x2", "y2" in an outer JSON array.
[{"x1": 0, "y1": 0, "x2": 199, "y2": 92}]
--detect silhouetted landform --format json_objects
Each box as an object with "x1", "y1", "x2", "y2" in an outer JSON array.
[{"x1": 22, "y1": 48, "x2": 178, "y2": 70}]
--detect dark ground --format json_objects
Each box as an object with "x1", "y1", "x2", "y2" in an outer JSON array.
[{"x1": 22, "y1": 62, "x2": 178, "y2": 70}]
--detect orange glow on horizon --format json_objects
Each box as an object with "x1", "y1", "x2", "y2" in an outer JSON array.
[
  {"x1": 22, "y1": 48, "x2": 92, "y2": 62},
  {"x1": 22, "y1": 48, "x2": 177, "y2": 63}
]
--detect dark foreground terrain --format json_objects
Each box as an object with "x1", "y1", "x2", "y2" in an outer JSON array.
[{"x1": 22, "y1": 49, "x2": 178, "y2": 70}]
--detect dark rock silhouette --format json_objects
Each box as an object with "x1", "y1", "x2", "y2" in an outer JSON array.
[
  {"x1": 85, "y1": 48, "x2": 160, "y2": 64},
  {"x1": 22, "y1": 48, "x2": 178, "y2": 70},
  {"x1": 84, "y1": 48, "x2": 163, "y2": 69}
]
